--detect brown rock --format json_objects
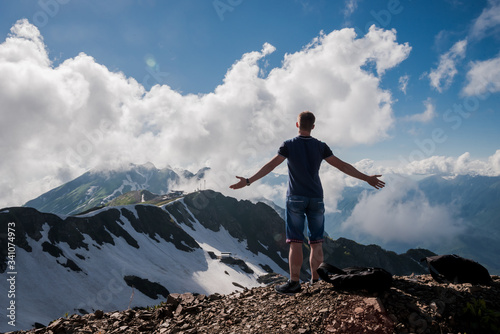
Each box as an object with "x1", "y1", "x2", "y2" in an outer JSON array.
[
  {"x1": 9, "y1": 274, "x2": 500, "y2": 334},
  {"x1": 47, "y1": 319, "x2": 66, "y2": 333},
  {"x1": 94, "y1": 309, "x2": 104, "y2": 319}
]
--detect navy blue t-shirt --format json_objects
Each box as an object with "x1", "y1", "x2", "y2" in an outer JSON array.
[{"x1": 278, "y1": 135, "x2": 334, "y2": 198}]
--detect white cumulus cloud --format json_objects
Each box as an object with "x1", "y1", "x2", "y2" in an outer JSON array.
[
  {"x1": 403, "y1": 98, "x2": 436, "y2": 123},
  {"x1": 0, "y1": 20, "x2": 411, "y2": 208},
  {"x1": 344, "y1": 0, "x2": 358, "y2": 18},
  {"x1": 470, "y1": 0, "x2": 500, "y2": 40},
  {"x1": 399, "y1": 74, "x2": 409, "y2": 94},
  {"x1": 462, "y1": 54, "x2": 500, "y2": 96},
  {"x1": 428, "y1": 39, "x2": 467, "y2": 92},
  {"x1": 461, "y1": 1, "x2": 500, "y2": 96}
]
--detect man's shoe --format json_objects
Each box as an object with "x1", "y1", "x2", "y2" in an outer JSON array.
[{"x1": 275, "y1": 280, "x2": 302, "y2": 295}]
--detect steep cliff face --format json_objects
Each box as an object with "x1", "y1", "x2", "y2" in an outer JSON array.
[{"x1": 168, "y1": 190, "x2": 290, "y2": 273}]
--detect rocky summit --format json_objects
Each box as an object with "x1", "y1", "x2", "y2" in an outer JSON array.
[
  {"x1": 7, "y1": 274, "x2": 500, "y2": 334},
  {"x1": 0, "y1": 189, "x2": 439, "y2": 331}
]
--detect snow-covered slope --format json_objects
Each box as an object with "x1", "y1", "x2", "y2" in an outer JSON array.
[{"x1": 0, "y1": 190, "x2": 288, "y2": 332}]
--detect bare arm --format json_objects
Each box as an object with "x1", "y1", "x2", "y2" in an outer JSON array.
[
  {"x1": 230, "y1": 154, "x2": 286, "y2": 190},
  {"x1": 325, "y1": 155, "x2": 385, "y2": 189}
]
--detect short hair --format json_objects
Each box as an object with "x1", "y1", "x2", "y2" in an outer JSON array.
[{"x1": 298, "y1": 111, "x2": 315, "y2": 131}]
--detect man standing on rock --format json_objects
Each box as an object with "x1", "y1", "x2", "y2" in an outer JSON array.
[{"x1": 230, "y1": 111, "x2": 385, "y2": 295}]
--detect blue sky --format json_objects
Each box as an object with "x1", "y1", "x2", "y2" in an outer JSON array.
[{"x1": 1, "y1": 0, "x2": 500, "y2": 209}]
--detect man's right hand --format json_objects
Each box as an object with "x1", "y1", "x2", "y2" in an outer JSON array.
[{"x1": 229, "y1": 176, "x2": 247, "y2": 190}]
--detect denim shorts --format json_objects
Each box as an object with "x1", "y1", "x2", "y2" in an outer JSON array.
[{"x1": 285, "y1": 195, "x2": 325, "y2": 244}]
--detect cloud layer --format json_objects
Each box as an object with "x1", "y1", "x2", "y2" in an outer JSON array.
[
  {"x1": 341, "y1": 175, "x2": 465, "y2": 246},
  {"x1": 0, "y1": 20, "x2": 412, "y2": 207},
  {"x1": 341, "y1": 151, "x2": 500, "y2": 178},
  {"x1": 400, "y1": 151, "x2": 500, "y2": 176}
]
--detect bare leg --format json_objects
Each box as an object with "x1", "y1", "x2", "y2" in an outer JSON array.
[
  {"x1": 289, "y1": 242, "x2": 303, "y2": 281},
  {"x1": 309, "y1": 243, "x2": 323, "y2": 280}
]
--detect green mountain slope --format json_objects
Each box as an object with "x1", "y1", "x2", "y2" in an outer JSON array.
[{"x1": 24, "y1": 163, "x2": 204, "y2": 215}]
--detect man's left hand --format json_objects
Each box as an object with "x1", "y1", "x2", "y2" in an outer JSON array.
[{"x1": 366, "y1": 175, "x2": 385, "y2": 189}]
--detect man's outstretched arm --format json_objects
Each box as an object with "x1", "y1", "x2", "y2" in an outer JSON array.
[
  {"x1": 325, "y1": 155, "x2": 385, "y2": 189},
  {"x1": 230, "y1": 154, "x2": 286, "y2": 190}
]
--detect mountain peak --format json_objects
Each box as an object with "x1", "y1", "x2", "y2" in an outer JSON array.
[
  {"x1": 23, "y1": 163, "x2": 202, "y2": 215},
  {"x1": 141, "y1": 161, "x2": 157, "y2": 170}
]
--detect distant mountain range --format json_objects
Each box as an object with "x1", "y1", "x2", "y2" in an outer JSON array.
[
  {"x1": 20, "y1": 164, "x2": 500, "y2": 275},
  {"x1": 1, "y1": 190, "x2": 432, "y2": 332},
  {"x1": 24, "y1": 163, "x2": 208, "y2": 215}
]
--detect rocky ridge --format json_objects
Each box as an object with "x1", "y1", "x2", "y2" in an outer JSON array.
[{"x1": 8, "y1": 274, "x2": 500, "y2": 334}]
